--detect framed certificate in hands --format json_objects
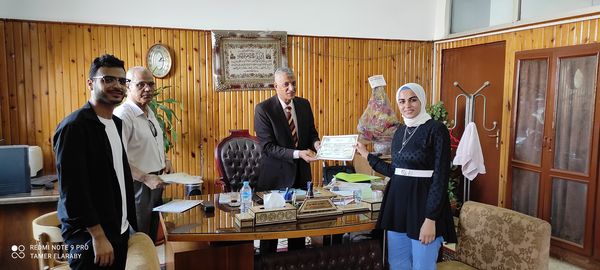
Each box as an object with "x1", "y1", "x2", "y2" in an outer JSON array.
[{"x1": 316, "y1": 135, "x2": 359, "y2": 161}]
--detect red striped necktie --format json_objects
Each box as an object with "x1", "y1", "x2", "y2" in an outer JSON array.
[{"x1": 285, "y1": 105, "x2": 299, "y2": 147}]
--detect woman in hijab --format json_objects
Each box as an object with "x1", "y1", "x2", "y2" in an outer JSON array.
[{"x1": 356, "y1": 83, "x2": 456, "y2": 270}]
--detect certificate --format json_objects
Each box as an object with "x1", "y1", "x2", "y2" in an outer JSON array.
[{"x1": 316, "y1": 135, "x2": 359, "y2": 161}]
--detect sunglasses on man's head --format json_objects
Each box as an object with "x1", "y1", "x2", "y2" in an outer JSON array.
[{"x1": 92, "y1": 75, "x2": 128, "y2": 86}]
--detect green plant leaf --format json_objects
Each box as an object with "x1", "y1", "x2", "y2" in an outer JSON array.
[{"x1": 148, "y1": 85, "x2": 182, "y2": 153}]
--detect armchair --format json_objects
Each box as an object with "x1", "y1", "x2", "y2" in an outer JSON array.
[
  {"x1": 31, "y1": 211, "x2": 69, "y2": 270},
  {"x1": 32, "y1": 212, "x2": 160, "y2": 270},
  {"x1": 215, "y1": 129, "x2": 262, "y2": 192},
  {"x1": 438, "y1": 201, "x2": 551, "y2": 270}
]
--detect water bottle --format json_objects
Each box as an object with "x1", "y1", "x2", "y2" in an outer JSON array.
[{"x1": 240, "y1": 181, "x2": 252, "y2": 214}]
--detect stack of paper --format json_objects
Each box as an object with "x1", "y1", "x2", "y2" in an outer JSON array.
[
  {"x1": 152, "y1": 200, "x2": 201, "y2": 213},
  {"x1": 159, "y1": 173, "x2": 203, "y2": 184},
  {"x1": 334, "y1": 173, "x2": 380, "y2": 183}
]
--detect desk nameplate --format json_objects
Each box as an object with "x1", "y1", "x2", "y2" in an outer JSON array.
[{"x1": 297, "y1": 198, "x2": 342, "y2": 219}]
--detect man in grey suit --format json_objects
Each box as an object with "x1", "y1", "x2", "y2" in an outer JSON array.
[{"x1": 254, "y1": 67, "x2": 321, "y2": 252}]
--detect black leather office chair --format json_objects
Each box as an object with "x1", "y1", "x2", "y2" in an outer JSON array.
[
  {"x1": 322, "y1": 163, "x2": 355, "y2": 185},
  {"x1": 214, "y1": 130, "x2": 262, "y2": 192}
]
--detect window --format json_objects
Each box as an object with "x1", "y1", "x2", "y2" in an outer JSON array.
[{"x1": 450, "y1": 0, "x2": 600, "y2": 34}]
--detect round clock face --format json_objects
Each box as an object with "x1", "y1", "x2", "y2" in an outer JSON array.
[{"x1": 147, "y1": 44, "x2": 172, "y2": 78}]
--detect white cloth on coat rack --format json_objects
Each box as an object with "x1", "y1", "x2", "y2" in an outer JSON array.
[{"x1": 453, "y1": 122, "x2": 486, "y2": 180}]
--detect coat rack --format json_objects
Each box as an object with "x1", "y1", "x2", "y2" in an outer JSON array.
[{"x1": 450, "y1": 81, "x2": 497, "y2": 203}]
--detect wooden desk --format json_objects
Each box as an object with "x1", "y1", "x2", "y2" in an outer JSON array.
[
  {"x1": 161, "y1": 194, "x2": 377, "y2": 270},
  {"x1": 0, "y1": 185, "x2": 59, "y2": 270}
]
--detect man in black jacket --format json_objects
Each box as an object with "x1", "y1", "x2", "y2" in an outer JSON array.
[
  {"x1": 254, "y1": 67, "x2": 321, "y2": 191},
  {"x1": 53, "y1": 54, "x2": 137, "y2": 269},
  {"x1": 254, "y1": 67, "x2": 321, "y2": 252}
]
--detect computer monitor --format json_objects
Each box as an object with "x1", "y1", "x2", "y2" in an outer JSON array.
[{"x1": 0, "y1": 145, "x2": 31, "y2": 195}]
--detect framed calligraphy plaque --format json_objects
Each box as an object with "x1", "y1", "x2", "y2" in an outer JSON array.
[{"x1": 211, "y1": 30, "x2": 288, "y2": 91}]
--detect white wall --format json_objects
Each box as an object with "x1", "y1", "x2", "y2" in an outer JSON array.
[
  {"x1": 433, "y1": 0, "x2": 450, "y2": 40},
  {"x1": 0, "y1": 0, "x2": 438, "y2": 40}
]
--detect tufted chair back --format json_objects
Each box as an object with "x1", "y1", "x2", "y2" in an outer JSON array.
[{"x1": 215, "y1": 130, "x2": 262, "y2": 192}]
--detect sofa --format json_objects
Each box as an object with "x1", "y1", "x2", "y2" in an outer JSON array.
[{"x1": 438, "y1": 201, "x2": 551, "y2": 270}]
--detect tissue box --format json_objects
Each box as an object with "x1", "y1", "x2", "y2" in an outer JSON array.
[
  {"x1": 250, "y1": 203, "x2": 297, "y2": 226},
  {"x1": 234, "y1": 212, "x2": 254, "y2": 228}
]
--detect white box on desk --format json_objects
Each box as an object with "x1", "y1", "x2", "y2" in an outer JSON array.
[
  {"x1": 234, "y1": 212, "x2": 254, "y2": 228},
  {"x1": 362, "y1": 197, "x2": 382, "y2": 211}
]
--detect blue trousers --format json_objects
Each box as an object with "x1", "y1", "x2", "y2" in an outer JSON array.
[{"x1": 387, "y1": 231, "x2": 443, "y2": 270}]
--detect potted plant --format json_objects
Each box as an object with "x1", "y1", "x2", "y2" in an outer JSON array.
[
  {"x1": 426, "y1": 102, "x2": 461, "y2": 214},
  {"x1": 148, "y1": 85, "x2": 182, "y2": 153}
]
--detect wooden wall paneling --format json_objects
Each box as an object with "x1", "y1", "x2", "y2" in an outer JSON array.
[
  {"x1": 200, "y1": 31, "x2": 213, "y2": 195},
  {"x1": 67, "y1": 25, "x2": 78, "y2": 116},
  {"x1": 189, "y1": 30, "x2": 198, "y2": 179},
  {"x1": 327, "y1": 38, "x2": 335, "y2": 140},
  {"x1": 74, "y1": 25, "x2": 83, "y2": 109},
  {"x1": 342, "y1": 38, "x2": 349, "y2": 137},
  {"x1": 178, "y1": 28, "x2": 187, "y2": 174},
  {"x1": 311, "y1": 37, "x2": 319, "y2": 139},
  {"x1": 159, "y1": 28, "x2": 171, "y2": 198},
  {"x1": 0, "y1": 21, "x2": 6, "y2": 141},
  {"x1": 14, "y1": 23, "x2": 27, "y2": 145},
  {"x1": 351, "y1": 38, "x2": 358, "y2": 119},
  {"x1": 389, "y1": 40, "x2": 396, "y2": 99},
  {"x1": 45, "y1": 23, "x2": 58, "y2": 172},
  {"x1": 173, "y1": 28, "x2": 183, "y2": 199},
  {"x1": 335, "y1": 38, "x2": 342, "y2": 136},
  {"x1": 175, "y1": 29, "x2": 186, "y2": 174},
  {"x1": 104, "y1": 25, "x2": 113, "y2": 59},
  {"x1": 29, "y1": 23, "x2": 42, "y2": 155},
  {"x1": 184, "y1": 29, "x2": 194, "y2": 176},
  {"x1": 347, "y1": 39, "x2": 355, "y2": 139},
  {"x1": 22, "y1": 23, "x2": 35, "y2": 147},
  {"x1": 1, "y1": 19, "x2": 433, "y2": 197},
  {"x1": 112, "y1": 26, "x2": 122, "y2": 63},
  {"x1": 210, "y1": 30, "x2": 220, "y2": 196},
  {"x1": 52, "y1": 24, "x2": 65, "y2": 124},
  {"x1": 37, "y1": 23, "x2": 52, "y2": 173},
  {"x1": 6, "y1": 21, "x2": 18, "y2": 144},
  {"x1": 330, "y1": 37, "x2": 338, "y2": 137},
  {"x1": 184, "y1": 30, "x2": 194, "y2": 180},
  {"x1": 197, "y1": 31, "x2": 207, "y2": 194},
  {"x1": 59, "y1": 25, "x2": 71, "y2": 119}
]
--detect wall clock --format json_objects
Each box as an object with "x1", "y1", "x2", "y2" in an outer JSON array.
[{"x1": 147, "y1": 44, "x2": 172, "y2": 78}]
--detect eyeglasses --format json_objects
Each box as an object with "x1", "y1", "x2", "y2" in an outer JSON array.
[
  {"x1": 130, "y1": 80, "x2": 156, "y2": 89},
  {"x1": 281, "y1": 81, "x2": 296, "y2": 88},
  {"x1": 148, "y1": 120, "x2": 157, "y2": 138},
  {"x1": 92, "y1": 75, "x2": 128, "y2": 86}
]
